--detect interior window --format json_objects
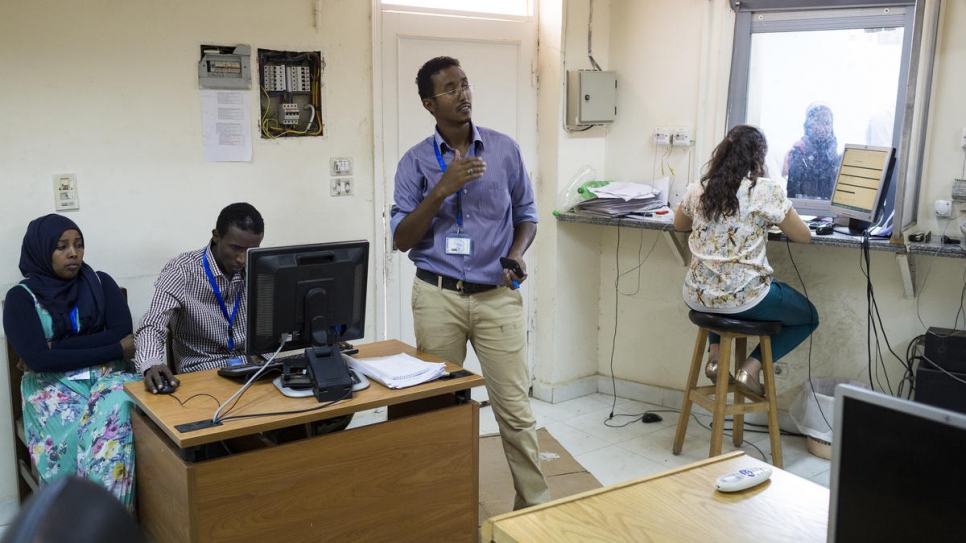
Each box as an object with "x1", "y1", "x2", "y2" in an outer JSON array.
[
  {"x1": 725, "y1": 1, "x2": 930, "y2": 228},
  {"x1": 749, "y1": 27, "x2": 903, "y2": 203}
]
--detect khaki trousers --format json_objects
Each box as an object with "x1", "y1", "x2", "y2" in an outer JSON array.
[{"x1": 412, "y1": 278, "x2": 550, "y2": 509}]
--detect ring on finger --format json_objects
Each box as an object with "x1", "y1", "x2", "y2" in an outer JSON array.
[{"x1": 468, "y1": 168, "x2": 474, "y2": 175}]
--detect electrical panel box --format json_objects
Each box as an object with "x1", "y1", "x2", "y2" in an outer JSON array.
[
  {"x1": 198, "y1": 44, "x2": 252, "y2": 90},
  {"x1": 567, "y1": 70, "x2": 617, "y2": 128},
  {"x1": 258, "y1": 49, "x2": 324, "y2": 138}
]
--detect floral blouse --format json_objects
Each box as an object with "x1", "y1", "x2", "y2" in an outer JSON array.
[{"x1": 680, "y1": 177, "x2": 791, "y2": 313}]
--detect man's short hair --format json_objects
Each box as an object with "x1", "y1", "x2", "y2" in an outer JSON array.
[
  {"x1": 216, "y1": 203, "x2": 264, "y2": 236},
  {"x1": 416, "y1": 56, "x2": 461, "y2": 100}
]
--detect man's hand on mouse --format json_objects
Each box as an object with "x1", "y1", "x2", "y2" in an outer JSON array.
[{"x1": 143, "y1": 364, "x2": 180, "y2": 394}]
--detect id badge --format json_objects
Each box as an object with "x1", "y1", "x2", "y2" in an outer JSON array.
[
  {"x1": 66, "y1": 368, "x2": 91, "y2": 381},
  {"x1": 227, "y1": 357, "x2": 246, "y2": 367},
  {"x1": 445, "y1": 234, "x2": 472, "y2": 255}
]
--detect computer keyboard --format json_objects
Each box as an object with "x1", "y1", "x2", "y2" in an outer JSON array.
[
  {"x1": 217, "y1": 344, "x2": 360, "y2": 381},
  {"x1": 217, "y1": 360, "x2": 284, "y2": 379}
]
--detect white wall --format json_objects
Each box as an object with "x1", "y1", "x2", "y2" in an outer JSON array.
[{"x1": 0, "y1": 0, "x2": 376, "y2": 501}]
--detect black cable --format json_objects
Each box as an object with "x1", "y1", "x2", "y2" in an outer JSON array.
[
  {"x1": 785, "y1": 240, "x2": 832, "y2": 435},
  {"x1": 607, "y1": 220, "x2": 661, "y2": 419},
  {"x1": 216, "y1": 390, "x2": 351, "y2": 423},
  {"x1": 860, "y1": 232, "x2": 907, "y2": 395},
  {"x1": 608, "y1": 220, "x2": 624, "y2": 418},
  {"x1": 167, "y1": 392, "x2": 221, "y2": 408}
]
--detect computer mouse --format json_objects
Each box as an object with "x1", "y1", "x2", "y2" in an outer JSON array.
[
  {"x1": 816, "y1": 225, "x2": 834, "y2": 235},
  {"x1": 641, "y1": 413, "x2": 663, "y2": 424},
  {"x1": 157, "y1": 379, "x2": 177, "y2": 394}
]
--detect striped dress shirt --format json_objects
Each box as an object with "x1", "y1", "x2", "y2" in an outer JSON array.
[{"x1": 134, "y1": 244, "x2": 247, "y2": 374}]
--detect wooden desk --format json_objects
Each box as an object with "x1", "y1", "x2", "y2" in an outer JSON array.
[
  {"x1": 125, "y1": 340, "x2": 485, "y2": 543},
  {"x1": 482, "y1": 451, "x2": 829, "y2": 543}
]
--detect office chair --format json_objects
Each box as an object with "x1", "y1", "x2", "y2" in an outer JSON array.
[{"x1": 0, "y1": 477, "x2": 145, "y2": 543}]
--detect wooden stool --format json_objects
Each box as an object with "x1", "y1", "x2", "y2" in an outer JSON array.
[{"x1": 672, "y1": 310, "x2": 784, "y2": 468}]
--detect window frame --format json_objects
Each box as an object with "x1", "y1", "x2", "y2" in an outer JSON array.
[{"x1": 725, "y1": 0, "x2": 940, "y2": 238}]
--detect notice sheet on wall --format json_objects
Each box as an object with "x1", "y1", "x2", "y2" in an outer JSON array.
[{"x1": 201, "y1": 90, "x2": 252, "y2": 162}]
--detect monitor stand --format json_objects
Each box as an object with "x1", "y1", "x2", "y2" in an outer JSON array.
[
  {"x1": 274, "y1": 376, "x2": 315, "y2": 398},
  {"x1": 833, "y1": 217, "x2": 871, "y2": 236},
  {"x1": 274, "y1": 370, "x2": 368, "y2": 396}
]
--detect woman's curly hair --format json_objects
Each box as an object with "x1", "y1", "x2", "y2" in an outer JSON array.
[{"x1": 698, "y1": 125, "x2": 768, "y2": 221}]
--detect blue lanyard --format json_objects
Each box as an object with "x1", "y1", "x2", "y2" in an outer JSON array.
[
  {"x1": 202, "y1": 250, "x2": 240, "y2": 351},
  {"x1": 70, "y1": 306, "x2": 79, "y2": 334},
  {"x1": 433, "y1": 139, "x2": 463, "y2": 230}
]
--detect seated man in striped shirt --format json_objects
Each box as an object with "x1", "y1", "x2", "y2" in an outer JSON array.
[{"x1": 135, "y1": 203, "x2": 264, "y2": 393}]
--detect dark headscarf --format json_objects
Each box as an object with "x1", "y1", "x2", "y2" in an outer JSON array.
[
  {"x1": 18, "y1": 214, "x2": 106, "y2": 340},
  {"x1": 786, "y1": 103, "x2": 839, "y2": 199}
]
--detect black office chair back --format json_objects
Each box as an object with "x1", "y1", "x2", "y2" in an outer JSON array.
[{"x1": 0, "y1": 477, "x2": 145, "y2": 543}]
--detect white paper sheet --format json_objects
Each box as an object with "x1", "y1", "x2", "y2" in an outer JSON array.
[{"x1": 201, "y1": 90, "x2": 252, "y2": 162}]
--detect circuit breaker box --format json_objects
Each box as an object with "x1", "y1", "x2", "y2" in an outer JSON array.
[{"x1": 567, "y1": 70, "x2": 617, "y2": 128}]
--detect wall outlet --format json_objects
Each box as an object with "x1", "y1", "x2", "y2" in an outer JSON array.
[
  {"x1": 330, "y1": 177, "x2": 353, "y2": 197},
  {"x1": 654, "y1": 128, "x2": 670, "y2": 146},
  {"x1": 773, "y1": 362, "x2": 788, "y2": 380},
  {"x1": 672, "y1": 127, "x2": 692, "y2": 146}
]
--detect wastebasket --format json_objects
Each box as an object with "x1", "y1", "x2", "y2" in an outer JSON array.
[{"x1": 789, "y1": 377, "x2": 869, "y2": 459}]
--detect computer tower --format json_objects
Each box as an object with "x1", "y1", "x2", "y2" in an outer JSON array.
[
  {"x1": 923, "y1": 327, "x2": 966, "y2": 373},
  {"x1": 914, "y1": 328, "x2": 966, "y2": 415},
  {"x1": 914, "y1": 366, "x2": 966, "y2": 415}
]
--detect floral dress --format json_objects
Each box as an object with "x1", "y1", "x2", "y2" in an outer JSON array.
[{"x1": 18, "y1": 285, "x2": 139, "y2": 512}]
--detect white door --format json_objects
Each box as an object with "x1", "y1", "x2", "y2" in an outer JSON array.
[{"x1": 374, "y1": 6, "x2": 537, "y2": 389}]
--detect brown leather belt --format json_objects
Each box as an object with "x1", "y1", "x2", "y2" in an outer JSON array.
[{"x1": 416, "y1": 268, "x2": 498, "y2": 295}]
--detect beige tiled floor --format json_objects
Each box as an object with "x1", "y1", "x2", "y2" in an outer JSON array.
[{"x1": 480, "y1": 393, "x2": 832, "y2": 489}]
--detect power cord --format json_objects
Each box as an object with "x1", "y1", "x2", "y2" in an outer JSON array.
[
  {"x1": 784, "y1": 240, "x2": 832, "y2": 435},
  {"x1": 860, "y1": 232, "x2": 912, "y2": 396},
  {"x1": 607, "y1": 220, "x2": 661, "y2": 419}
]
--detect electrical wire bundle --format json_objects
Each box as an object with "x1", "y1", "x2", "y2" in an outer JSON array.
[{"x1": 258, "y1": 50, "x2": 324, "y2": 139}]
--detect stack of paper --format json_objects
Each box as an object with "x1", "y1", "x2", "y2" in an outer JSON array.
[
  {"x1": 346, "y1": 353, "x2": 446, "y2": 389},
  {"x1": 571, "y1": 179, "x2": 670, "y2": 218}
]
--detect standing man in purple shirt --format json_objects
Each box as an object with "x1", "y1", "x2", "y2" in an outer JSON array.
[{"x1": 390, "y1": 56, "x2": 549, "y2": 510}]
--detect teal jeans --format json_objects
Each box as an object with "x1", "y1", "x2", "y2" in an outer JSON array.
[{"x1": 708, "y1": 281, "x2": 819, "y2": 362}]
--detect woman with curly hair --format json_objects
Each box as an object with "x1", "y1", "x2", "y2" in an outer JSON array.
[{"x1": 674, "y1": 125, "x2": 818, "y2": 396}]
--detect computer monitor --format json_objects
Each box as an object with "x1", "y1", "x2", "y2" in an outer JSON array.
[
  {"x1": 246, "y1": 240, "x2": 368, "y2": 402},
  {"x1": 826, "y1": 144, "x2": 895, "y2": 235},
  {"x1": 828, "y1": 384, "x2": 966, "y2": 543}
]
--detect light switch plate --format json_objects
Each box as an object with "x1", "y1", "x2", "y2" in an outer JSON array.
[
  {"x1": 52, "y1": 173, "x2": 79, "y2": 210},
  {"x1": 330, "y1": 157, "x2": 353, "y2": 176}
]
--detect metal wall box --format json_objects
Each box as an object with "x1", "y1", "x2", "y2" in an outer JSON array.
[
  {"x1": 198, "y1": 44, "x2": 252, "y2": 90},
  {"x1": 567, "y1": 70, "x2": 617, "y2": 128}
]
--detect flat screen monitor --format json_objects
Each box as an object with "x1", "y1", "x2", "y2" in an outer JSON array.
[
  {"x1": 246, "y1": 240, "x2": 368, "y2": 355},
  {"x1": 828, "y1": 384, "x2": 966, "y2": 543},
  {"x1": 826, "y1": 144, "x2": 895, "y2": 234}
]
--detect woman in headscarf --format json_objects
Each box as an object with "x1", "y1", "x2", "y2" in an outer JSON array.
[
  {"x1": 3, "y1": 214, "x2": 139, "y2": 511},
  {"x1": 783, "y1": 102, "x2": 839, "y2": 199}
]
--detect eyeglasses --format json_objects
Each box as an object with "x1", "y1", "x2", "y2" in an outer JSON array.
[{"x1": 428, "y1": 83, "x2": 473, "y2": 100}]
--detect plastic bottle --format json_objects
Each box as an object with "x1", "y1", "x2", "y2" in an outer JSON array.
[{"x1": 553, "y1": 166, "x2": 598, "y2": 216}]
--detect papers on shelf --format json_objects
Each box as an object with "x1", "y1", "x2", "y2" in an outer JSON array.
[
  {"x1": 346, "y1": 353, "x2": 446, "y2": 389},
  {"x1": 571, "y1": 177, "x2": 670, "y2": 218}
]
